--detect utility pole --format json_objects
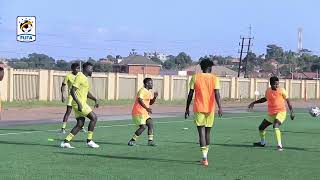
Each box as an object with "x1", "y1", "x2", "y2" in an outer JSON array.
[
  {"x1": 238, "y1": 25, "x2": 254, "y2": 78},
  {"x1": 298, "y1": 28, "x2": 303, "y2": 53},
  {"x1": 244, "y1": 37, "x2": 252, "y2": 78},
  {"x1": 237, "y1": 38, "x2": 245, "y2": 77}
]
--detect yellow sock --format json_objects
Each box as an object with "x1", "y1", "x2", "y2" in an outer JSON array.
[
  {"x1": 62, "y1": 122, "x2": 67, "y2": 129},
  {"x1": 132, "y1": 134, "x2": 139, "y2": 141},
  {"x1": 201, "y1": 146, "x2": 209, "y2": 159},
  {"x1": 87, "y1": 131, "x2": 93, "y2": 140},
  {"x1": 65, "y1": 133, "x2": 74, "y2": 142},
  {"x1": 259, "y1": 130, "x2": 266, "y2": 144},
  {"x1": 274, "y1": 128, "x2": 282, "y2": 147},
  {"x1": 148, "y1": 134, "x2": 154, "y2": 141}
]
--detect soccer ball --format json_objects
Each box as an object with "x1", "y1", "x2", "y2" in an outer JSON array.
[
  {"x1": 20, "y1": 20, "x2": 33, "y2": 33},
  {"x1": 309, "y1": 107, "x2": 320, "y2": 117}
]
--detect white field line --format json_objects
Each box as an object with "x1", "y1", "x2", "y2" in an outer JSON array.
[{"x1": 0, "y1": 113, "x2": 307, "y2": 136}]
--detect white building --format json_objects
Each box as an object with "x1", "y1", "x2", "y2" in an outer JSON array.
[{"x1": 144, "y1": 52, "x2": 168, "y2": 62}]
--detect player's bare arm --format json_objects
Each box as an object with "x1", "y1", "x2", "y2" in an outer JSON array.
[
  {"x1": 61, "y1": 83, "x2": 66, "y2": 102},
  {"x1": 70, "y1": 86, "x2": 82, "y2": 111},
  {"x1": 248, "y1": 97, "x2": 267, "y2": 109},
  {"x1": 87, "y1": 91, "x2": 99, "y2": 108},
  {"x1": 286, "y1": 99, "x2": 294, "y2": 120},
  {"x1": 149, "y1": 92, "x2": 158, "y2": 105},
  {"x1": 185, "y1": 89, "x2": 194, "y2": 119},
  {"x1": 138, "y1": 98, "x2": 152, "y2": 114},
  {"x1": 214, "y1": 89, "x2": 222, "y2": 117}
]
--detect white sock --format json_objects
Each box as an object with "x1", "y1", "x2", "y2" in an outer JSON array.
[{"x1": 202, "y1": 152, "x2": 208, "y2": 159}]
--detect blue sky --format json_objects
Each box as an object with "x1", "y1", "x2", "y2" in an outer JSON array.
[{"x1": 0, "y1": 0, "x2": 319, "y2": 61}]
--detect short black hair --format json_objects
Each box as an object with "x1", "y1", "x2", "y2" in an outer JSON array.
[
  {"x1": 199, "y1": 58, "x2": 214, "y2": 70},
  {"x1": 71, "y1": 63, "x2": 80, "y2": 69},
  {"x1": 143, "y1": 78, "x2": 152, "y2": 84},
  {"x1": 82, "y1": 62, "x2": 93, "y2": 69},
  {"x1": 270, "y1": 76, "x2": 279, "y2": 84}
]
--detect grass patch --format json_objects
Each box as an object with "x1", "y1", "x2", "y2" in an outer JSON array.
[{"x1": 0, "y1": 111, "x2": 319, "y2": 179}]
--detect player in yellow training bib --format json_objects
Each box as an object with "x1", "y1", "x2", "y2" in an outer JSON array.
[
  {"x1": 60, "y1": 63, "x2": 84, "y2": 134},
  {"x1": 60, "y1": 62, "x2": 100, "y2": 149}
]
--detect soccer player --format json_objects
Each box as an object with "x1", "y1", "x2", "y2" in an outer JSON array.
[
  {"x1": 185, "y1": 58, "x2": 222, "y2": 167},
  {"x1": 128, "y1": 78, "x2": 158, "y2": 146},
  {"x1": 248, "y1": 76, "x2": 294, "y2": 151},
  {"x1": 60, "y1": 62, "x2": 99, "y2": 148},
  {"x1": 0, "y1": 67, "x2": 3, "y2": 120},
  {"x1": 60, "y1": 63, "x2": 85, "y2": 134}
]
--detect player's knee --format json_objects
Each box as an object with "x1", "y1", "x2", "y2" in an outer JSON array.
[
  {"x1": 66, "y1": 106, "x2": 72, "y2": 114},
  {"x1": 273, "y1": 120, "x2": 281, "y2": 128},
  {"x1": 77, "y1": 121, "x2": 84, "y2": 128},
  {"x1": 140, "y1": 125, "x2": 147, "y2": 130},
  {"x1": 146, "y1": 122, "x2": 153, "y2": 128},
  {"x1": 88, "y1": 112, "x2": 98, "y2": 122},
  {"x1": 93, "y1": 114, "x2": 98, "y2": 122},
  {"x1": 76, "y1": 117, "x2": 85, "y2": 126}
]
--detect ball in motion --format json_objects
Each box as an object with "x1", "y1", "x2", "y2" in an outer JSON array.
[{"x1": 309, "y1": 106, "x2": 320, "y2": 117}]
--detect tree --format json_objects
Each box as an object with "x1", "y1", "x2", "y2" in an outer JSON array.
[
  {"x1": 311, "y1": 63, "x2": 320, "y2": 72},
  {"x1": 9, "y1": 53, "x2": 55, "y2": 69},
  {"x1": 163, "y1": 59, "x2": 177, "y2": 70},
  {"x1": 174, "y1": 52, "x2": 192, "y2": 70},
  {"x1": 93, "y1": 63, "x2": 113, "y2": 72},
  {"x1": 151, "y1": 57, "x2": 163, "y2": 65},
  {"x1": 266, "y1": 44, "x2": 284, "y2": 62},
  {"x1": 279, "y1": 65, "x2": 291, "y2": 77},
  {"x1": 166, "y1": 55, "x2": 175, "y2": 60},
  {"x1": 87, "y1": 57, "x2": 96, "y2": 64},
  {"x1": 243, "y1": 52, "x2": 257, "y2": 75},
  {"x1": 26, "y1": 53, "x2": 55, "y2": 69},
  {"x1": 12, "y1": 61, "x2": 28, "y2": 69},
  {"x1": 262, "y1": 63, "x2": 275, "y2": 72},
  {"x1": 106, "y1": 55, "x2": 116, "y2": 63},
  {"x1": 210, "y1": 55, "x2": 226, "y2": 65},
  {"x1": 56, "y1": 60, "x2": 70, "y2": 70}
]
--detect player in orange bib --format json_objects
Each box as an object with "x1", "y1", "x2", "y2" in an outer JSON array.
[
  {"x1": 128, "y1": 78, "x2": 158, "y2": 146},
  {"x1": 248, "y1": 76, "x2": 294, "y2": 151},
  {"x1": 185, "y1": 58, "x2": 222, "y2": 166}
]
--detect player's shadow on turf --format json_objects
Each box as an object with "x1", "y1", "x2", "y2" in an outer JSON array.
[
  {"x1": 57, "y1": 139, "x2": 126, "y2": 146},
  {"x1": 281, "y1": 130, "x2": 320, "y2": 135},
  {"x1": 214, "y1": 143, "x2": 254, "y2": 148},
  {"x1": 57, "y1": 152, "x2": 197, "y2": 165},
  {"x1": 0, "y1": 128, "x2": 39, "y2": 132},
  {"x1": 159, "y1": 140, "x2": 196, "y2": 145},
  {"x1": 215, "y1": 143, "x2": 314, "y2": 152},
  {"x1": 0, "y1": 140, "x2": 57, "y2": 147},
  {"x1": 241, "y1": 128, "x2": 320, "y2": 135}
]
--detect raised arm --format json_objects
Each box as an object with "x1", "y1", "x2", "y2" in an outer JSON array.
[
  {"x1": 248, "y1": 97, "x2": 267, "y2": 109},
  {"x1": 150, "y1": 92, "x2": 158, "y2": 105}
]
